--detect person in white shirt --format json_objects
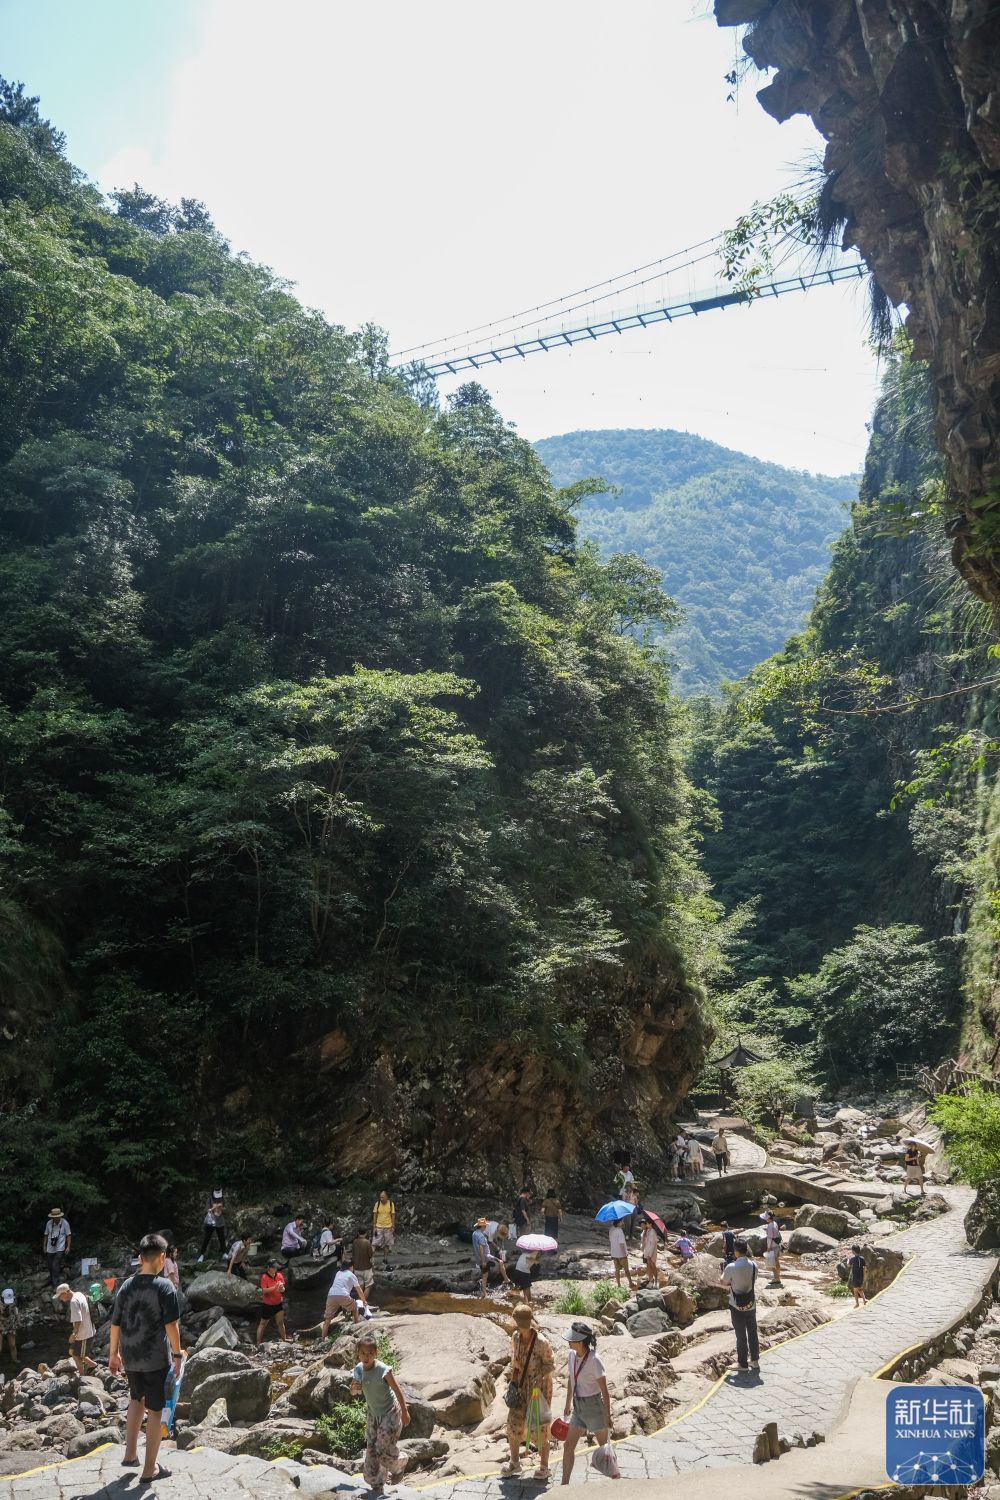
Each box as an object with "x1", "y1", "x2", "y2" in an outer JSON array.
[
  {"x1": 608, "y1": 1220, "x2": 636, "y2": 1290},
  {"x1": 42, "y1": 1210, "x2": 72, "y2": 1286},
  {"x1": 321, "y1": 1263, "x2": 367, "y2": 1333},
  {"x1": 640, "y1": 1218, "x2": 659, "y2": 1286},
  {"x1": 56, "y1": 1283, "x2": 97, "y2": 1374},
  {"x1": 560, "y1": 1321, "x2": 611, "y2": 1484}
]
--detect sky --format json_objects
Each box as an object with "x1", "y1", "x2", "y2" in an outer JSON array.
[{"x1": 2, "y1": 0, "x2": 883, "y2": 475}]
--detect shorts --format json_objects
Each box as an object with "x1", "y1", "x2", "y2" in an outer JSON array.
[
  {"x1": 126, "y1": 1366, "x2": 169, "y2": 1411},
  {"x1": 69, "y1": 1338, "x2": 89, "y2": 1357},
  {"x1": 259, "y1": 1301, "x2": 285, "y2": 1321},
  {"x1": 570, "y1": 1392, "x2": 606, "y2": 1434},
  {"x1": 509, "y1": 1269, "x2": 532, "y2": 1291},
  {"x1": 373, "y1": 1227, "x2": 395, "y2": 1251},
  {"x1": 355, "y1": 1268, "x2": 374, "y2": 1291},
  {"x1": 324, "y1": 1294, "x2": 358, "y2": 1320},
  {"x1": 611, "y1": 1256, "x2": 628, "y2": 1271}
]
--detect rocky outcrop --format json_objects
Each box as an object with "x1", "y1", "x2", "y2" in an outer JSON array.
[{"x1": 715, "y1": 0, "x2": 1000, "y2": 606}]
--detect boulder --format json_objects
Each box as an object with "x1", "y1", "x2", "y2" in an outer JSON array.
[
  {"x1": 202, "y1": 1397, "x2": 231, "y2": 1428},
  {"x1": 634, "y1": 1288, "x2": 666, "y2": 1312},
  {"x1": 792, "y1": 1095, "x2": 816, "y2": 1119},
  {"x1": 185, "y1": 1272, "x2": 263, "y2": 1315},
  {"x1": 34, "y1": 1413, "x2": 85, "y2": 1445},
  {"x1": 626, "y1": 1308, "x2": 673, "y2": 1338},
  {"x1": 684, "y1": 1254, "x2": 730, "y2": 1311},
  {"x1": 871, "y1": 1117, "x2": 905, "y2": 1139},
  {"x1": 182, "y1": 1346, "x2": 255, "y2": 1405},
  {"x1": 189, "y1": 1368, "x2": 271, "y2": 1424},
  {"x1": 661, "y1": 1286, "x2": 697, "y2": 1326},
  {"x1": 793, "y1": 1204, "x2": 865, "y2": 1240},
  {"x1": 194, "y1": 1314, "x2": 241, "y2": 1352},
  {"x1": 787, "y1": 1227, "x2": 840, "y2": 1255},
  {"x1": 371, "y1": 1313, "x2": 509, "y2": 1428},
  {"x1": 287, "y1": 1367, "x2": 436, "y2": 1439},
  {"x1": 66, "y1": 1427, "x2": 120, "y2": 1459},
  {"x1": 397, "y1": 1437, "x2": 450, "y2": 1472}
]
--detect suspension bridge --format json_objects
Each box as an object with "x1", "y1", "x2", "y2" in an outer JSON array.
[{"x1": 390, "y1": 231, "x2": 868, "y2": 378}]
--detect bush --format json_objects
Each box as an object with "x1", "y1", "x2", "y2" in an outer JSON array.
[
  {"x1": 553, "y1": 1278, "x2": 618, "y2": 1317},
  {"x1": 316, "y1": 1401, "x2": 368, "y2": 1459},
  {"x1": 376, "y1": 1332, "x2": 397, "y2": 1369},
  {"x1": 929, "y1": 1085, "x2": 1000, "y2": 1189},
  {"x1": 825, "y1": 1281, "x2": 851, "y2": 1298},
  {"x1": 263, "y1": 1437, "x2": 304, "y2": 1460}
]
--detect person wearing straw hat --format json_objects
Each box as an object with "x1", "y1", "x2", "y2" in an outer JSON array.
[
  {"x1": 0, "y1": 1289, "x2": 19, "y2": 1364},
  {"x1": 351, "y1": 1327, "x2": 410, "y2": 1493},
  {"x1": 42, "y1": 1208, "x2": 71, "y2": 1287},
  {"x1": 56, "y1": 1282, "x2": 98, "y2": 1375},
  {"x1": 472, "y1": 1217, "x2": 508, "y2": 1297},
  {"x1": 502, "y1": 1303, "x2": 554, "y2": 1479},
  {"x1": 559, "y1": 1321, "x2": 610, "y2": 1485}
]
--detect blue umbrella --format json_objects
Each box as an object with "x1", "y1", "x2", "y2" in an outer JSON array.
[{"x1": 594, "y1": 1200, "x2": 634, "y2": 1223}]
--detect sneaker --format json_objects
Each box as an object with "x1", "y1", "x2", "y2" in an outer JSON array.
[
  {"x1": 534, "y1": 1466, "x2": 551, "y2": 1481},
  {"x1": 750, "y1": 1360, "x2": 760, "y2": 1369},
  {"x1": 501, "y1": 1460, "x2": 522, "y2": 1475}
]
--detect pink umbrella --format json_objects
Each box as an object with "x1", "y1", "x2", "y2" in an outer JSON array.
[{"x1": 516, "y1": 1234, "x2": 558, "y2": 1253}]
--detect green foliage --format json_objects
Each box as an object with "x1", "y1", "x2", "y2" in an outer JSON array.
[
  {"x1": 535, "y1": 429, "x2": 854, "y2": 694},
  {"x1": 316, "y1": 1402, "x2": 368, "y2": 1459},
  {"x1": 263, "y1": 1437, "x2": 304, "y2": 1460},
  {"x1": 0, "y1": 81, "x2": 711, "y2": 1241},
  {"x1": 719, "y1": 194, "x2": 817, "y2": 299},
  {"x1": 929, "y1": 1086, "x2": 1000, "y2": 1190},
  {"x1": 733, "y1": 1057, "x2": 812, "y2": 1129},
  {"x1": 553, "y1": 1278, "x2": 617, "y2": 1316},
  {"x1": 825, "y1": 1280, "x2": 852, "y2": 1298},
  {"x1": 376, "y1": 1333, "x2": 398, "y2": 1369},
  {"x1": 787, "y1": 924, "x2": 958, "y2": 1079}
]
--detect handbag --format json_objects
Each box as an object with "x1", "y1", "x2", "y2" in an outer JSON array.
[{"x1": 504, "y1": 1331, "x2": 537, "y2": 1409}]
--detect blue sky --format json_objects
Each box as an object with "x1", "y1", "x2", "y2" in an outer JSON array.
[{"x1": 1, "y1": 0, "x2": 882, "y2": 475}]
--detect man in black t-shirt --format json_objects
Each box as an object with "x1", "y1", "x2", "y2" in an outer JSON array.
[
  {"x1": 110, "y1": 1232, "x2": 182, "y2": 1483},
  {"x1": 513, "y1": 1188, "x2": 532, "y2": 1236}
]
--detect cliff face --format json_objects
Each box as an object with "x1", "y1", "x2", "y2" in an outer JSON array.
[{"x1": 715, "y1": 0, "x2": 1000, "y2": 606}]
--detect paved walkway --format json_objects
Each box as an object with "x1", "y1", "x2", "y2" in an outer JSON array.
[{"x1": 2, "y1": 1188, "x2": 994, "y2": 1499}]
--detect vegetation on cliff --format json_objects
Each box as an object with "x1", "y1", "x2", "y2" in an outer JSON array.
[
  {"x1": 534, "y1": 429, "x2": 855, "y2": 695},
  {"x1": 0, "y1": 84, "x2": 712, "y2": 1250},
  {"x1": 690, "y1": 341, "x2": 1000, "y2": 1086}
]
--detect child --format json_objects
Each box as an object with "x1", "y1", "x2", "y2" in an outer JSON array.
[
  {"x1": 541, "y1": 1189, "x2": 563, "y2": 1242},
  {"x1": 351, "y1": 1329, "x2": 410, "y2": 1493},
  {"x1": 608, "y1": 1220, "x2": 635, "y2": 1290},
  {"x1": 0, "y1": 1289, "x2": 19, "y2": 1364},
  {"x1": 640, "y1": 1217, "x2": 660, "y2": 1287},
  {"x1": 847, "y1": 1244, "x2": 867, "y2": 1306},
  {"x1": 672, "y1": 1233, "x2": 694, "y2": 1261},
  {"x1": 510, "y1": 1250, "x2": 540, "y2": 1302}
]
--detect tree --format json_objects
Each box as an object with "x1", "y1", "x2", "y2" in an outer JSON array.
[
  {"x1": 734, "y1": 1057, "x2": 812, "y2": 1130},
  {"x1": 0, "y1": 78, "x2": 65, "y2": 155}
]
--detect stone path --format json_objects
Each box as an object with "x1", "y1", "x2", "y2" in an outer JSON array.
[{"x1": 2, "y1": 1188, "x2": 994, "y2": 1499}]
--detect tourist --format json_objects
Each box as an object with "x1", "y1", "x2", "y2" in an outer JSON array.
[
  {"x1": 542, "y1": 1188, "x2": 563, "y2": 1242},
  {"x1": 42, "y1": 1208, "x2": 71, "y2": 1287},
  {"x1": 671, "y1": 1233, "x2": 695, "y2": 1262},
  {"x1": 847, "y1": 1244, "x2": 867, "y2": 1307},
  {"x1": 502, "y1": 1303, "x2": 554, "y2": 1478},
  {"x1": 719, "y1": 1221, "x2": 736, "y2": 1266},
  {"x1": 721, "y1": 1237, "x2": 759, "y2": 1372},
  {"x1": 613, "y1": 1157, "x2": 634, "y2": 1196},
  {"x1": 665, "y1": 1138, "x2": 679, "y2": 1182},
  {"x1": 640, "y1": 1216, "x2": 659, "y2": 1287},
  {"x1": 510, "y1": 1249, "x2": 540, "y2": 1302},
  {"x1": 226, "y1": 1232, "x2": 250, "y2": 1280},
  {"x1": 56, "y1": 1282, "x2": 98, "y2": 1375},
  {"x1": 351, "y1": 1327, "x2": 410, "y2": 1493},
  {"x1": 198, "y1": 1201, "x2": 226, "y2": 1262},
  {"x1": 281, "y1": 1215, "x2": 309, "y2": 1263},
  {"x1": 623, "y1": 1180, "x2": 641, "y2": 1242},
  {"x1": 686, "y1": 1137, "x2": 705, "y2": 1178},
  {"x1": 163, "y1": 1243, "x2": 180, "y2": 1290},
  {"x1": 352, "y1": 1229, "x2": 375, "y2": 1295},
  {"x1": 711, "y1": 1127, "x2": 730, "y2": 1176},
  {"x1": 559, "y1": 1321, "x2": 611, "y2": 1486},
  {"x1": 321, "y1": 1261, "x2": 367, "y2": 1333},
  {"x1": 762, "y1": 1212, "x2": 782, "y2": 1286},
  {"x1": 257, "y1": 1258, "x2": 291, "y2": 1344},
  {"x1": 903, "y1": 1143, "x2": 925, "y2": 1197},
  {"x1": 109, "y1": 1231, "x2": 182, "y2": 1484},
  {"x1": 372, "y1": 1189, "x2": 396, "y2": 1268},
  {"x1": 608, "y1": 1218, "x2": 635, "y2": 1290},
  {"x1": 513, "y1": 1186, "x2": 533, "y2": 1239},
  {"x1": 0, "y1": 1288, "x2": 19, "y2": 1364},
  {"x1": 318, "y1": 1219, "x2": 341, "y2": 1258},
  {"x1": 473, "y1": 1217, "x2": 500, "y2": 1298},
  {"x1": 675, "y1": 1134, "x2": 689, "y2": 1181}
]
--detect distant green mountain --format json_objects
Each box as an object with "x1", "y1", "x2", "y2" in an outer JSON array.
[{"x1": 535, "y1": 429, "x2": 857, "y2": 694}]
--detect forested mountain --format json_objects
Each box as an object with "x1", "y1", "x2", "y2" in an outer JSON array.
[
  {"x1": 534, "y1": 429, "x2": 856, "y2": 694},
  {"x1": 689, "y1": 344, "x2": 1000, "y2": 1084},
  {"x1": 0, "y1": 83, "x2": 711, "y2": 1250}
]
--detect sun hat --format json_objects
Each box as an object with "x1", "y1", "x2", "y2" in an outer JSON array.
[
  {"x1": 1, "y1": 1289, "x2": 14, "y2": 1305},
  {"x1": 562, "y1": 1320, "x2": 593, "y2": 1343},
  {"x1": 474, "y1": 1217, "x2": 489, "y2": 1228},
  {"x1": 49, "y1": 1208, "x2": 64, "y2": 1218}
]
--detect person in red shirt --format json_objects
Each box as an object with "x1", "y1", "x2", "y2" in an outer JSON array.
[{"x1": 256, "y1": 1258, "x2": 290, "y2": 1344}]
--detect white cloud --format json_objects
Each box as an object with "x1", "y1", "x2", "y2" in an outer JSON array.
[{"x1": 97, "y1": 0, "x2": 881, "y2": 474}]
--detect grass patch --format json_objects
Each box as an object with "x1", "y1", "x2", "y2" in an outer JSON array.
[
  {"x1": 825, "y1": 1281, "x2": 852, "y2": 1298},
  {"x1": 553, "y1": 1278, "x2": 619, "y2": 1317},
  {"x1": 316, "y1": 1401, "x2": 368, "y2": 1458},
  {"x1": 263, "y1": 1437, "x2": 304, "y2": 1460},
  {"x1": 376, "y1": 1332, "x2": 398, "y2": 1369}
]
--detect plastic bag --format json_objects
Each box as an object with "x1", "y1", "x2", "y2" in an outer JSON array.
[{"x1": 590, "y1": 1442, "x2": 620, "y2": 1479}]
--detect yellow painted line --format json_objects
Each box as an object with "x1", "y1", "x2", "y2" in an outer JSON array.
[{"x1": 0, "y1": 1443, "x2": 115, "y2": 1480}]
